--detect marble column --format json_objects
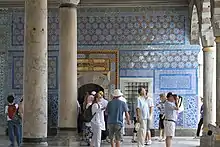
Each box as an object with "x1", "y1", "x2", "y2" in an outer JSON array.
[
  {"x1": 23, "y1": 0, "x2": 48, "y2": 145},
  {"x1": 59, "y1": 0, "x2": 79, "y2": 130},
  {"x1": 215, "y1": 36, "x2": 220, "y2": 146},
  {"x1": 200, "y1": 47, "x2": 215, "y2": 147},
  {"x1": 203, "y1": 47, "x2": 215, "y2": 126}
]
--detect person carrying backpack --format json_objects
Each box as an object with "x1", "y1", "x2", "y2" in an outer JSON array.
[
  {"x1": 5, "y1": 95, "x2": 22, "y2": 147},
  {"x1": 81, "y1": 94, "x2": 94, "y2": 146}
]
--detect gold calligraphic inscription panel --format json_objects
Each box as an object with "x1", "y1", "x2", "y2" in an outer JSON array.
[
  {"x1": 77, "y1": 58, "x2": 110, "y2": 72},
  {"x1": 77, "y1": 50, "x2": 119, "y2": 88}
]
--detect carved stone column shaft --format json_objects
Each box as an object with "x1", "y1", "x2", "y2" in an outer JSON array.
[
  {"x1": 203, "y1": 47, "x2": 215, "y2": 127},
  {"x1": 23, "y1": 0, "x2": 48, "y2": 145},
  {"x1": 59, "y1": 1, "x2": 79, "y2": 129}
]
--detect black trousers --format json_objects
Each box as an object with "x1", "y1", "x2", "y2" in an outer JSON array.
[{"x1": 196, "y1": 118, "x2": 203, "y2": 137}]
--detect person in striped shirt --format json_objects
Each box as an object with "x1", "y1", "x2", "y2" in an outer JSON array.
[{"x1": 156, "y1": 93, "x2": 167, "y2": 141}]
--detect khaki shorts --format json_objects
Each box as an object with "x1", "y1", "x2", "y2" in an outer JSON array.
[
  {"x1": 164, "y1": 120, "x2": 176, "y2": 137},
  {"x1": 147, "y1": 119, "x2": 152, "y2": 131},
  {"x1": 108, "y1": 124, "x2": 122, "y2": 141}
]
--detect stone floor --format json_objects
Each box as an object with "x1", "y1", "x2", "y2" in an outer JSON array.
[{"x1": 0, "y1": 136, "x2": 200, "y2": 147}]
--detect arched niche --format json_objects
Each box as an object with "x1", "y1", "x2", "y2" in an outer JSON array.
[{"x1": 77, "y1": 72, "x2": 110, "y2": 89}]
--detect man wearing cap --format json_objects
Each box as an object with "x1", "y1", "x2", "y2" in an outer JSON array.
[
  {"x1": 107, "y1": 89, "x2": 130, "y2": 147},
  {"x1": 164, "y1": 92, "x2": 179, "y2": 147}
]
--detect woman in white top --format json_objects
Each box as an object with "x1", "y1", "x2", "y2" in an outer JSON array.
[{"x1": 91, "y1": 93, "x2": 105, "y2": 147}]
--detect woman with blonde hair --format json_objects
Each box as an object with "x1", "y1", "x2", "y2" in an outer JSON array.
[{"x1": 91, "y1": 93, "x2": 106, "y2": 147}]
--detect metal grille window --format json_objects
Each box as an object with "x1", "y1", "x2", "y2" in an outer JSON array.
[{"x1": 123, "y1": 82, "x2": 148, "y2": 120}]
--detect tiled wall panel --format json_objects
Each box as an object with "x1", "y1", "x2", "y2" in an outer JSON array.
[{"x1": 0, "y1": 7, "x2": 200, "y2": 128}]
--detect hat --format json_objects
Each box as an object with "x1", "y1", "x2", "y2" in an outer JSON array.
[
  {"x1": 112, "y1": 89, "x2": 123, "y2": 97},
  {"x1": 91, "y1": 91, "x2": 96, "y2": 95},
  {"x1": 98, "y1": 91, "x2": 104, "y2": 96}
]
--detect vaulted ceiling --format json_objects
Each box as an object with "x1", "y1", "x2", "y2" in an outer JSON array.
[{"x1": 0, "y1": 0, "x2": 192, "y2": 7}]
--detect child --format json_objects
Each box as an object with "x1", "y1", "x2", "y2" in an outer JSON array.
[
  {"x1": 156, "y1": 93, "x2": 166, "y2": 142},
  {"x1": 5, "y1": 95, "x2": 22, "y2": 147}
]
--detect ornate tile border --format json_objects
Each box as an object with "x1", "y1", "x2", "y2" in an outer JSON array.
[{"x1": 154, "y1": 69, "x2": 197, "y2": 94}]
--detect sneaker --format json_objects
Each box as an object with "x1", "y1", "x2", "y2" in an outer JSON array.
[
  {"x1": 145, "y1": 140, "x2": 152, "y2": 145},
  {"x1": 193, "y1": 136, "x2": 200, "y2": 139},
  {"x1": 131, "y1": 139, "x2": 137, "y2": 143},
  {"x1": 159, "y1": 138, "x2": 165, "y2": 142}
]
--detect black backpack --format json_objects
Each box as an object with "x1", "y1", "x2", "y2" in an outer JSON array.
[{"x1": 83, "y1": 103, "x2": 100, "y2": 122}]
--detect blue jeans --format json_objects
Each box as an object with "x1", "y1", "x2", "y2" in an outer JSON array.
[{"x1": 8, "y1": 121, "x2": 22, "y2": 147}]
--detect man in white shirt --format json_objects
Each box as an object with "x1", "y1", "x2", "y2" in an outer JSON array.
[{"x1": 136, "y1": 87, "x2": 150, "y2": 147}]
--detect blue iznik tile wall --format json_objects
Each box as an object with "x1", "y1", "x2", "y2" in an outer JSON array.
[{"x1": 0, "y1": 7, "x2": 200, "y2": 128}]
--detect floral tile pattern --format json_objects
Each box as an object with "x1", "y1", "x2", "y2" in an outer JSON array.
[
  {"x1": 11, "y1": 8, "x2": 186, "y2": 46},
  {"x1": 119, "y1": 50, "x2": 199, "y2": 69}
]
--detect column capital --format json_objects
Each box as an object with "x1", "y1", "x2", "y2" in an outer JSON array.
[
  {"x1": 203, "y1": 127, "x2": 209, "y2": 133},
  {"x1": 215, "y1": 36, "x2": 220, "y2": 43},
  {"x1": 212, "y1": 15, "x2": 220, "y2": 37},
  {"x1": 203, "y1": 46, "x2": 215, "y2": 52},
  {"x1": 201, "y1": 33, "x2": 215, "y2": 47},
  {"x1": 60, "y1": 0, "x2": 80, "y2": 7}
]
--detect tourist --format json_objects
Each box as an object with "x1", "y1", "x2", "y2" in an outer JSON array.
[
  {"x1": 91, "y1": 93, "x2": 105, "y2": 147},
  {"x1": 98, "y1": 91, "x2": 109, "y2": 141},
  {"x1": 194, "y1": 97, "x2": 204, "y2": 139},
  {"x1": 83, "y1": 95, "x2": 93, "y2": 146},
  {"x1": 5, "y1": 95, "x2": 22, "y2": 147},
  {"x1": 164, "y1": 92, "x2": 179, "y2": 147},
  {"x1": 136, "y1": 87, "x2": 150, "y2": 147},
  {"x1": 132, "y1": 100, "x2": 138, "y2": 143},
  {"x1": 107, "y1": 89, "x2": 130, "y2": 147},
  {"x1": 156, "y1": 93, "x2": 166, "y2": 142},
  {"x1": 145, "y1": 90, "x2": 154, "y2": 145},
  {"x1": 18, "y1": 96, "x2": 23, "y2": 142},
  {"x1": 118, "y1": 93, "x2": 127, "y2": 141}
]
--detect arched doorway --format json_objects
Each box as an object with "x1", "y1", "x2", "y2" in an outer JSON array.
[{"x1": 77, "y1": 83, "x2": 104, "y2": 105}]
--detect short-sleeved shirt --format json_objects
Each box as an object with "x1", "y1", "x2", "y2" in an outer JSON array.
[
  {"x1": 100, "y1": 97, "x2": 108, "y2": 108},
  {"x1": 164, "y1": 101, "x2": 177, "y2": 121},
  {"x1": 136, "y1": 96, "x2": 149, "y2": 120},
  {"x1": 107, "y1": 98, "x2": 128, "y2": 127},
  {"x1": 157, "y1": 101, "x2": 166, "y2": 114},
  {"x1": 146, "y1": 97, "x2": 154, "y2": 108}
]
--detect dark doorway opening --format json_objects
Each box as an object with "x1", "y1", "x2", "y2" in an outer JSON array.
[{"x1": 77, "y1": 83, "x2": 104, "y2": 105}]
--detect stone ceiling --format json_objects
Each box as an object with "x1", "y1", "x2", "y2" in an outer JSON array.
[{"x1": 0, "y1": 0, "x2": 191, "y2": 7}]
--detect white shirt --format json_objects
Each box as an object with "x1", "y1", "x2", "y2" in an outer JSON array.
[
  {"x1": 136, "y1": 96, "x2": 149, "y2": 120},
  {"x1": 146, "y1": 97, "x2": 154, "y2": 108},
  {"x1": 91, "y1": 103, "x2": 105, "y2": 130},
  {"x1": 5, "y1": 104, "x2": 18, "y2": 121},
  {"x1": 99, "y1": 97, "x2": 108, "y2": 108}
]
